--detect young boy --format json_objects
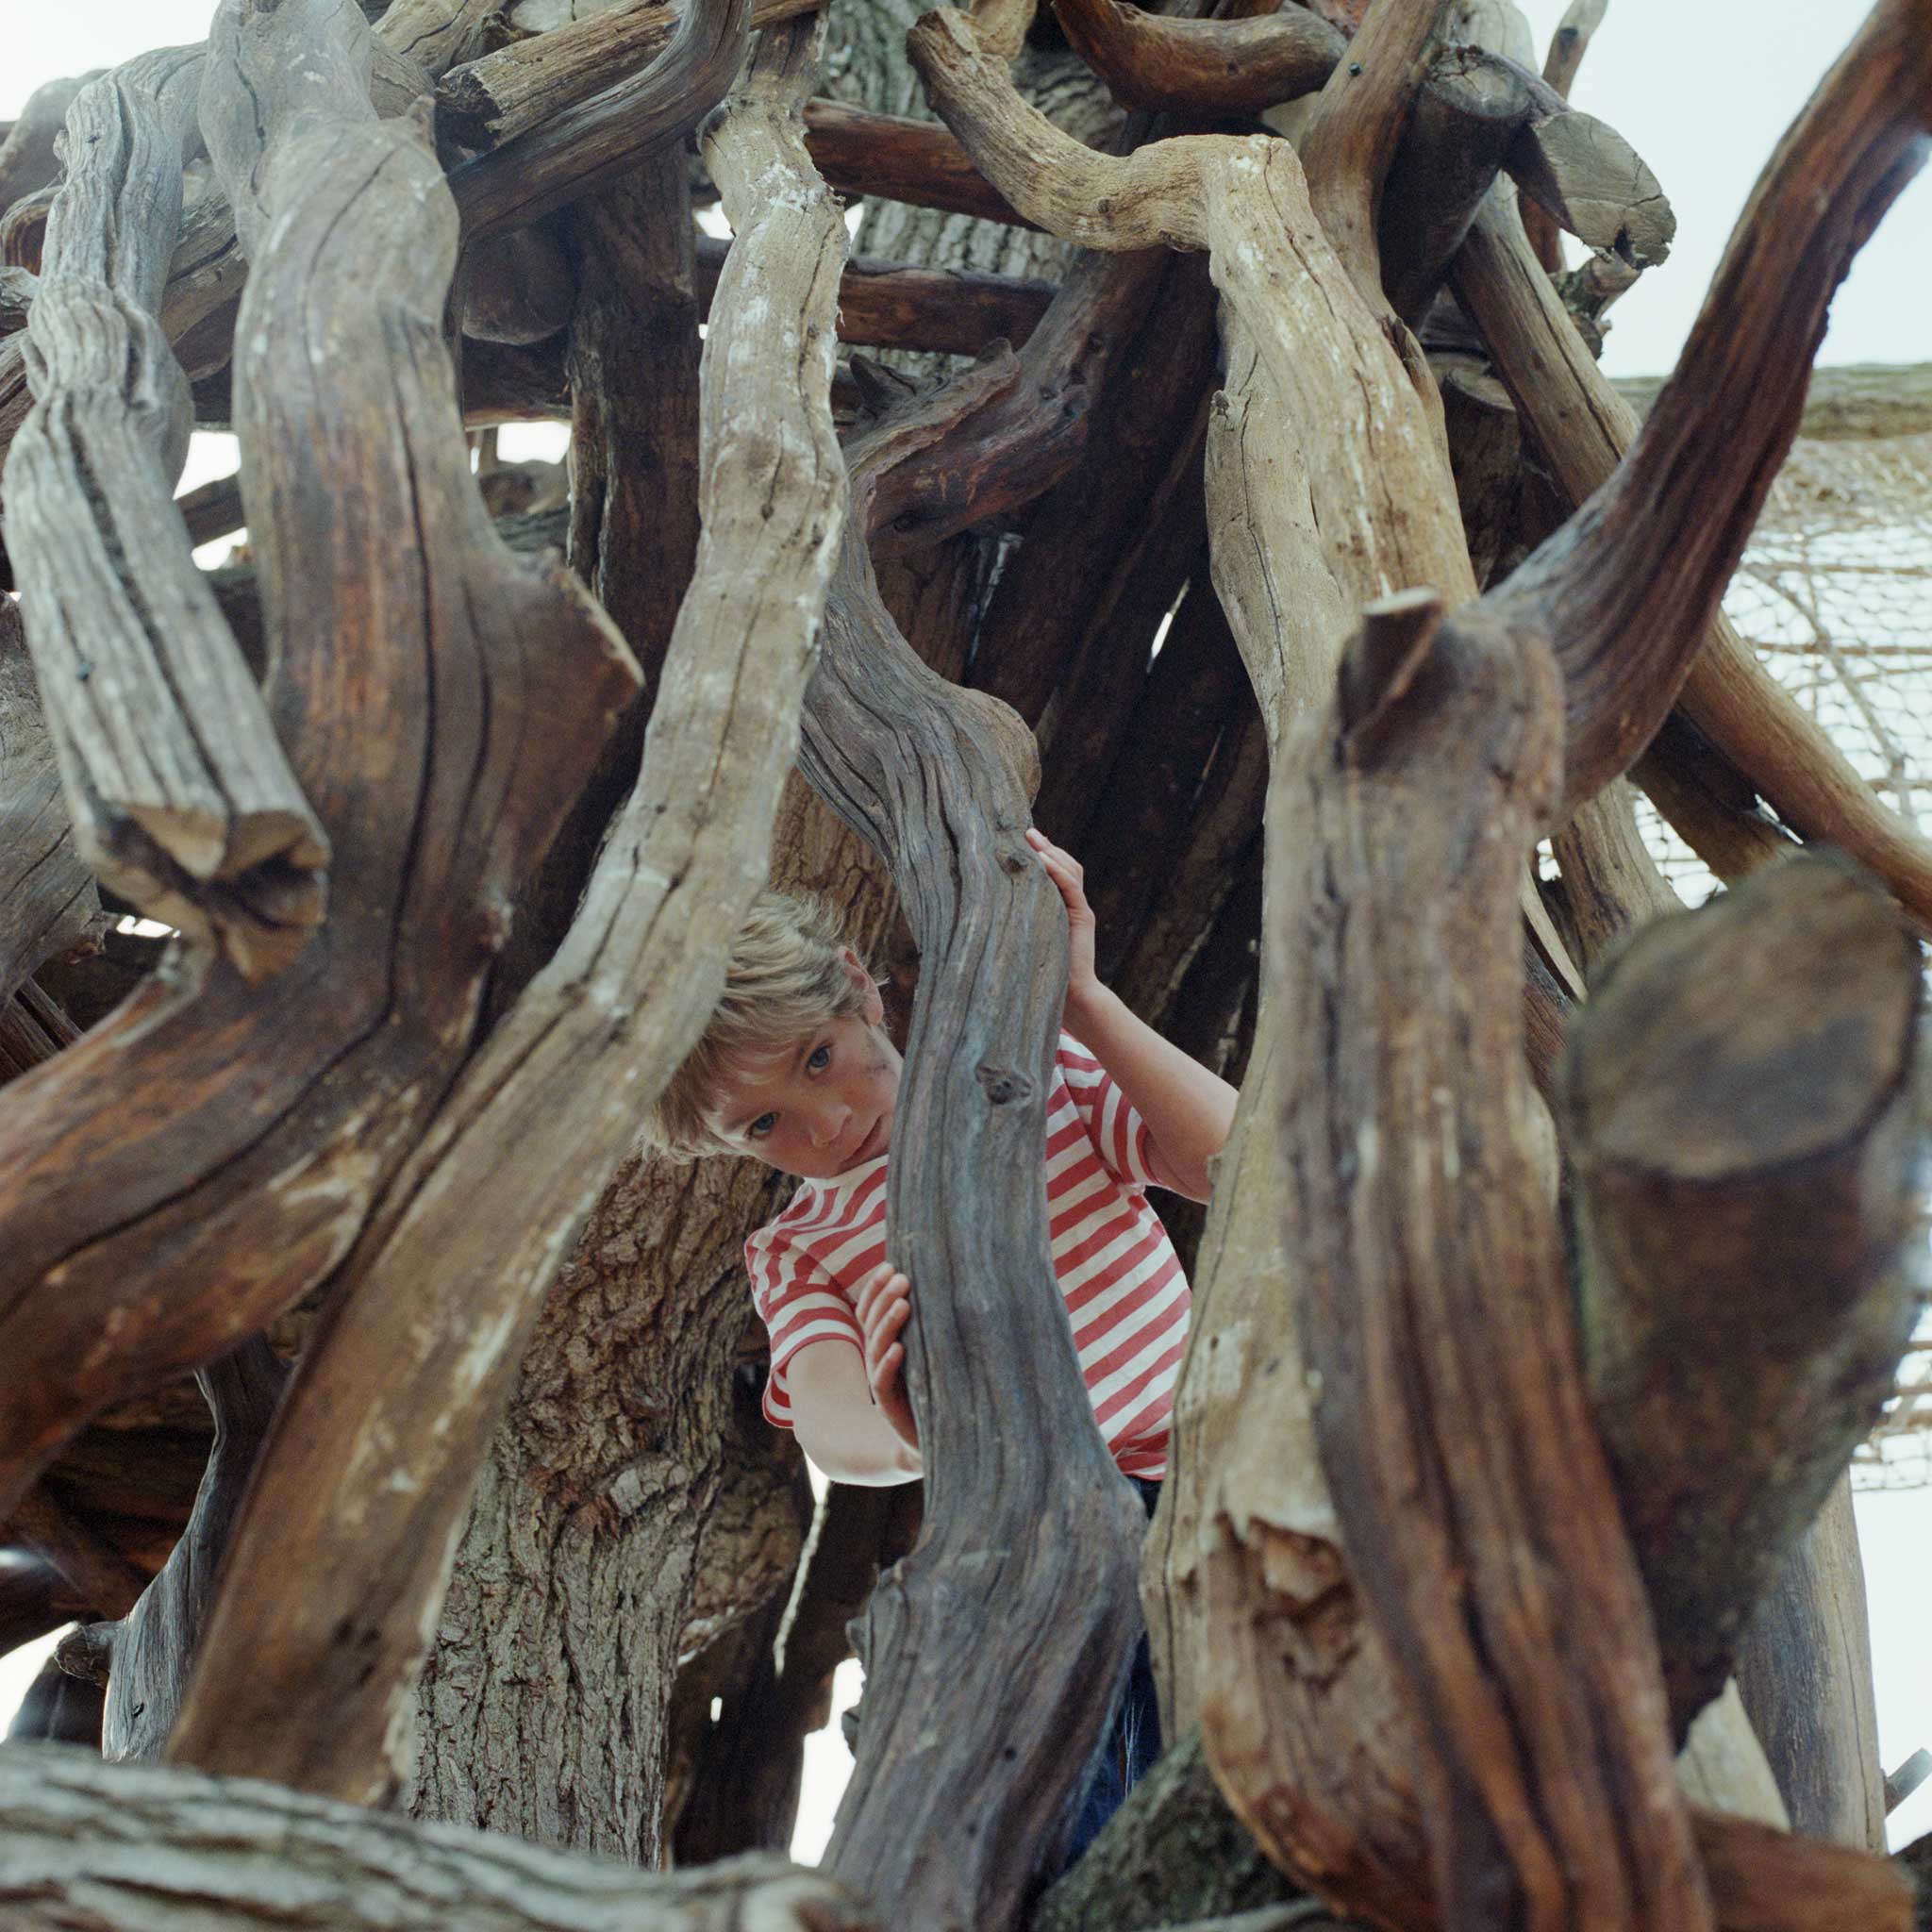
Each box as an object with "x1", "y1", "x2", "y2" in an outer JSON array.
[
  {"x1": 646, "y1": 829, "x2": 1238, "y2": 1489},
  {"x1": 646, "y1": 829, "x2": 1238, "y2": 1850}
]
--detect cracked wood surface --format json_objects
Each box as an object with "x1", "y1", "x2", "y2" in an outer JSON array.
[
  {"x1": 166, "y1": 13, "x2": 850, "y2": 1807},
  {"x1": 4, "y1": 49, "x2": 327, "y2": 974},
  {"x1": 0, "y1": 1747, "x2": 875, "y2": 1932},
  {"x1": 0, "y1": 0, "x2": 638, "y2": 1529}
]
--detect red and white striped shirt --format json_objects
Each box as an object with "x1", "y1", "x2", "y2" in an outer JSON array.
[{"x1": 745, "y1": 1036, "x2": 1190, "y2": 1479}]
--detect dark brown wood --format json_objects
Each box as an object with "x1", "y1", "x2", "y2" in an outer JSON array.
[
  {"x1": 804, "y1": 98, "x2": 1034, "y2": 228},
  {"x1": 0, "y1": 596, "x2": 101, "y2": 1004},
  {"x1": 800, "y1": 399, "x2": 1146, "y2": 1928},
  {"x1": 1283, "y1": 594, "x2": 1708, "y2": 1931},
  {"x1": 173, "y1": 474, "x2": 246, "y2": 551},
  {"x1": 1563, "y1": 854, "x2": 1924, "y2": 1737},
  {"x1": 0, "y1": 1746, "x2": 876, "y2": 1932},
  {"x1": 461, "y1": 222, "x2": 576, "y2": 344},
  {"x1": 5, "y1": 49, "x2": 329, "y2": 974},
  {"x1": 4, "y1": 1481, "x2": 148, "y2": 1620},
  {"x1": 0, "y1": 0, "x2": 639, "y2": 1529},
  {"x1": 972, "y1": 252, "x2": 1213, "y2": 724},
  {"x1": 1051, "y1": 0, "x2": 1344, "y2": 115},
  {"x1": 448, "y1": 0, "x2": 752, "y2": 238}
]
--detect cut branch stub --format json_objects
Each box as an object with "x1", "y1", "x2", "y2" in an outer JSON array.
[
  {"x1": 0, "y1": 0, "x2": 637, "y2": 1528},
  {"x1": 804, "y1": 438, "x2": 1145, "y2": 1924},
  {"x1": 164, "y1": 14, "x2": 849, "y2": 1807},
  {"x1": 4, "y1": 51, "x2": 328, "y2": 977},
  {"x1": 1563, "y1": 854, "x2": 1925, "y2": 1736},
  {"x1": 1276, "y1": 598, "x2": 1710, "y2": 1932}
]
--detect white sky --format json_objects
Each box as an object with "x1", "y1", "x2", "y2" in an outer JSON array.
[{"x1": 5, "y1": 0, "x2": 1930, "y2": 1860}]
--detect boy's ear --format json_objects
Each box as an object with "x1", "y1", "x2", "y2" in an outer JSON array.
[{"x1": 840, "y1": 946, "x2": 886, "y2": 1026}]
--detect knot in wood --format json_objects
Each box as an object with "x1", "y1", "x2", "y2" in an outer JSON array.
[{"x1": 975, "y1": 1061, "x2": 1033, "y2": 1107}]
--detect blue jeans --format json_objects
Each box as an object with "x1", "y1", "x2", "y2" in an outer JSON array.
[{"x1": 1062, "y1": 1476, "x2": 1163, "y2": 1868}]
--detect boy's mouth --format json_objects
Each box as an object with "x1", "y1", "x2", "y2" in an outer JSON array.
[{"x1": 846, "y1": 1117, "x2": 889, "y2": 1168}]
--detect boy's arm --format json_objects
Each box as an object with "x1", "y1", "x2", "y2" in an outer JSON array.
[
  {"x1": 787, "y1": 1266, "x2": 922, "y2": 1486},
  {"x1": 1028, "y1": 829, "x2": 1238, "y2": 1204}
]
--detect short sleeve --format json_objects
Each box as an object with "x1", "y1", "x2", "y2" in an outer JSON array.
[
  {"x1": 745, "y1": 1224, "x2": 864, "y2": 1430},
  {"x1": 1058, "y1": 1034, "x2": 1162, "y2": 1190}
]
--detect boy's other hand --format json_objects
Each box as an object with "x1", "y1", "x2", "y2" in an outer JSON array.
[
  {"x1": 1026, "y1": 828, "x2": 1099, "y2": 1015},
  {"x1": 855, "y1": 1262, "x2": 919, "y2": 1451}
]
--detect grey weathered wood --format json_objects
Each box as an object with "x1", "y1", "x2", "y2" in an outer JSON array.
[
  {"x1": 165, "y1": 14, "x2": 848, "y2": 1808},
  {"x1": 1565, "y1": 854, "x2": 1924, "y2": 1738},
  {"x1": 0, "y1": 74, "x2": 101, "y2": 213},
  {"x1": 796, "y1": 369, "x2": 1145, "y2": 1929},
  {"x1": 5, "y1": 50, "x2": 328, "y2": 976},
  {"x1": 1736, "y1": 1477, "x2": 1888, "y2": 1849},
  {"x1": 0, "y1": 595, "x2": 100, "y2": 1004},
  {"x1": 64, "y1": 1339, "x2": 289, "y2": 1765},
  {"x1": 0, "y1": 1747, "x2": 875, "y2": 1932}
]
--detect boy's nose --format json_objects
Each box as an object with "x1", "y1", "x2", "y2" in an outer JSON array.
[{"x1": 808, "y1": 1102, "x2": 850, "y2": 1146}]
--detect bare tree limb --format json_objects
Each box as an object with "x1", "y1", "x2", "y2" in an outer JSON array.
[
  {"x1": 0, "y1": 75, "x2": 101, "y2": 213},
  {"x1": 805, "y1": 97, "x2": 1033, "y2": 225},
  {"x1": 166, "y1": 12, "x2": 850, "y2": 1807},
  {"x1": 0, "y1": 1747, "x2": 874, "y2": 1932},
  {"x1": 5, "y1": 50, "x2": 328, "y2": 974},
  {"x1": 1483, "y1": 2, "x2": 1932, "y2": 839}
]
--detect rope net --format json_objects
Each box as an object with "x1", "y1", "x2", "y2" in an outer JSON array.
[{"x1": 1631, "y1": 419, "x2": 1932, "y2": 1490}]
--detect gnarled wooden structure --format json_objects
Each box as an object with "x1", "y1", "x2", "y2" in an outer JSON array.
[{"x1": 0, "y1": 1, "x2": 1926, "y2": 1929}]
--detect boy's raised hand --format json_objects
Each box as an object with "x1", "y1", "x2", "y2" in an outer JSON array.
[
  {"x1": 854, "y1": 1262, "x2": 919, "y2": 1451},
  {"x1": 1026, "y1": 827, "x2": 1100, "y2": 1013}
]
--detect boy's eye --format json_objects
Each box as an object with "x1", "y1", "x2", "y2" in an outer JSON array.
[
  {"x1": 748, "y1": 1112, "x2": 776, "y2": 1140},
  {"x1": 807, "y1": 1042, "x2": 831, "y2": 1072}
]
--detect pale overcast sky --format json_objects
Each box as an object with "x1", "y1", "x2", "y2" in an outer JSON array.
[{"x1": 5, "y1": 0, "x2": 1930, "y2": 1857}]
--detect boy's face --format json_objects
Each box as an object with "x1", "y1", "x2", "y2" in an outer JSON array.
[{"x1": 703, "y1": 952, "x2": 903, "y2": 1181}]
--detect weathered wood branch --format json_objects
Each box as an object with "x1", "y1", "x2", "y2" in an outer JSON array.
[
  {"x1": 375, "y1": 0, "x2": 502, "y2": 75},
  {"x1": 1051, "y1": 0, "x2": 1344, "y2": 115},
  {"x1": 0, "y1": 0, "x2": 638, "y2": 1526},
  {"x1": 797, "y1": 377, "x2": 1145, "y2": 1932},
  {"x1": 166, "y1": 14, "x2": 849, "y2": 1807},
  {"x1": 5, "y1": 51, "x2": 328, "y2": 974},
  {"x1": 1563, "y1": 854, "x2": 1924, "y2": 1736},
  {"x1": 0, "y1": 1747, "x2": 874, "y2": 1932},
  {"x1": 1278, "y1": 595, "x2": 1709, "y2": 1932},
  {"x1": 449, "y1": 0, "x2": 753, "y2": 236},
  {"x1": 5, "y1": 1479, "x2": 148, "y2": 1620},
  {"x1": 439, "y1": 0, "x2": 820, "y2": 146},
  {"x1": 0, "y1": 596, "x2": 100, "y2": 1003},
  {"x1": 1483, "y1": 0, "x2": 1932, "y2": 843},
  {"x1": 461, "y1": 221, "x2": 576, "y2": 344}
]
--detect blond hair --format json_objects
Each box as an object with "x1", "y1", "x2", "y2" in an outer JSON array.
[{"x1": 646, "y1": 890, "x2": 872, "y2": 1161}]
